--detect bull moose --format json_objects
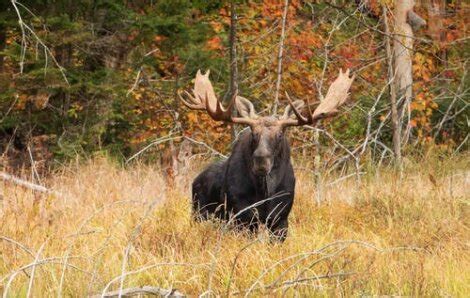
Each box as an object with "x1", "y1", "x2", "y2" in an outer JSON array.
[{"x1": 180, "y1": 69, "x2": 354, "y2": 241}]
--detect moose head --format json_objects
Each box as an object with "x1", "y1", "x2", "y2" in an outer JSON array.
[{"x1": 179, "y1": 69, "x2": 355, "y2": 177}]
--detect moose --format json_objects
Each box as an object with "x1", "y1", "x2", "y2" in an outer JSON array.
[{"x1": 180, "y1": 69, "x2": 354, "y2": 241}]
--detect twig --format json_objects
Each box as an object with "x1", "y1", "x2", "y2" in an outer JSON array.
[
  {"x1": 0, "y1": 236, "x2": 36, "y2": 279},
  {"x1": 273, "y1": 245, "x2": 348, "y2": 291},
  {"x1": 307, "y1": 127, "x2": 362, "y2": 185},
  {"x1": 27, "y1": 145, "x2": 41, "y2": 185},
  {"x1": 244, "y1": 239, "x2": 422, "y2": 296},
  {"x1": 0, "y1": 236, "x2": 35, "y2": 258},
  {"x1": 225, "y1": 191, "x2": 290, "y2": 227},
  {"x1": 453, "y1": 134, "x2": 468, "y2": 155},
  {"x1": 26, "y1": 242, "x2": 46, "y2": 298},
  {"x1": 278, "y1": 272, "x2": 355, "y2": 289},
  {"x1": 11, "y1": 0, "x2": 70, "y2": 85},
  {"x1": 125, "y1": 134, "x2": 181, "y2": 164},
  {"x1": 237, "y1": 272, "x2": 355, "y2": 295},
  {"x1": 0, "y1": 95, "x2": 18, "y2": 124},
  {"x1": 183, "y1": 136, "x2": 227, "y2": 159},
  {"x1": 284, "y1": 246, "x2": 350, "y2": 295},
  {"x1": 225, "y1": 239, "x2": 261, "y2": 297},
  {"x1": 2, "y1": 257, "x2": 91, "y2": 297},
  {"x1": 58, "y1": 250, "x2": 71, "y2": 298},
  {"x1": 360, "y1": 70, "x2": 395, "y2": 156},
  {"x1": 326, "y1": 172, "x2": 365, "y2": 187},
  {"x1": 10, "y1": 0, "x2": 26, "y2": 73},
  {"x1": 126, "y1": 67, "x2": 143, "y2": 97},
  {"x1": 244, "y1": 241, "x2": 347, "y2": 296},
  {"x1": 434, "y1": 64, "x2": 467, "y2": 138},
  {"x1": 125, "y1": 134, "x2": 227, "y2": 165}
]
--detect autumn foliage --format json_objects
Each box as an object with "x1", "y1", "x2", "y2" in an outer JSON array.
[{"x1": 0, "y1": 1, "x2": 468, "y2": 167}]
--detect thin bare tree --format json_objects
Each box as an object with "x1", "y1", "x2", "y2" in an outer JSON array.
[
  {"x1": 382, "y1": 5, "x2": 401, "y2": 164},
  {"x1": 273, "y1": 0, "x2": 290, "y2": 115},
  {"x1": 392, "y1": 0, "x2": 425, "y2": 145},
  {"x1": 226, "y1": 0, "x2": 239, "y2": 140}
]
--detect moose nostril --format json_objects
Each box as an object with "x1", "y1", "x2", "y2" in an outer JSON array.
[{"x1": 254, "y1": 155, "x2": 268, "y2": 164}]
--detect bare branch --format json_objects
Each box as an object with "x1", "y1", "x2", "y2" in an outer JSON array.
[{"x1": 11, "y1": 0, "x2": 70, "y2": 85}]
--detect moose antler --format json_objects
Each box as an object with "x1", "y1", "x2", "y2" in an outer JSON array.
[
  {"x1": 179, "y1": 70, "x2": 256, "y2": 126},
  {"x1": 281, "y1": 68, "x2": 355, "y2": 127}
]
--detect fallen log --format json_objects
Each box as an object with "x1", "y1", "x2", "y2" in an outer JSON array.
[
  {"x1": 0, "y1": 171, "x2": 53, "y2": 194},
  {"x1": 91, "y1": 286, "x2": 185, "y2": 298}
]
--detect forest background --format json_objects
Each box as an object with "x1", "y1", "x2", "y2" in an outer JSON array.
[{"x1": 0, "y1": 0, "x2": 468, "y2": 172}]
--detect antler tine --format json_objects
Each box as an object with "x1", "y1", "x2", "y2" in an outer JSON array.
[
  {"x1": 178, "y1": 90, "x2": 205, "y2": 110},
  {"x1": 201, "y1": 88, "x2": 234, "y2": 122},
  {"x1": 284, "y1": 91, "x2": 308, "y2": 124},
  {"x1": 209, "y1": 89, "x2": 256, "y2": 125},
  {"x1": 204, "y1": 90, "x2": 231, "y2": 121}
]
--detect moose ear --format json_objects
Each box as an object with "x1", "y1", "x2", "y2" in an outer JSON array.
[
  {"x1": 235, "y1": 96, "x2": 258, "y2": 119},
  {"x1": 281, "y1": 99, "x2": 305, "y2": 120}
]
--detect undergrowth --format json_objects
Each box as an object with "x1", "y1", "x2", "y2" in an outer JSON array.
[{"x1": 0, "y1": 154, "x2": 469, "y2": 297}]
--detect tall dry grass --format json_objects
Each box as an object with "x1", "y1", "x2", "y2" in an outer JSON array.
[{"x1": 0, "y1": 154, "x2": 469, "y2": 297}]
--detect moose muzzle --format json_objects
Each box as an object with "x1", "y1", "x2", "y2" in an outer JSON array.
[{"x1": 253, "y1": 148, "x2": 273, "y2": 176}]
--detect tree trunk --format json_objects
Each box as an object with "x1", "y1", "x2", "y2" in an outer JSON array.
[
  {"x1": 273, "y1": 0, "x2": 289, "y2": 115},
  {"x1": 382, "y1": 5, "x2": 401, "y2": 164},
  {"x1": 229, "y1": 1, "x2": 238, "y2": 102},
  {"x1": 228, "y1": 0, "x2": 238, "y2": 140},
  {"x1": 392, "y1": 0, "x2": 425, "y2": 145}
]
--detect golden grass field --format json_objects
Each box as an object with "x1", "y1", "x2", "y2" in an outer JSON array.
[{"x1": 1, "y1": 154, "x2": 469, "y2": 297}]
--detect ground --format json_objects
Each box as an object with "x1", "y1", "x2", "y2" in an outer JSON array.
[{"x1": 0, "y1": 154, "x2": 469, "y2": 297}]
